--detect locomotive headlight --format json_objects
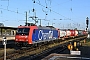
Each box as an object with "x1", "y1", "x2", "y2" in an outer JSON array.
[
  {"x1": 15, "y1": 39, "x2": 18, "y2": 41},
  {"x1": 25, "y1": 36, "x2": 28, "y2": 38}
]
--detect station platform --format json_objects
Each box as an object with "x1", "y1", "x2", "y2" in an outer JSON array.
[
  {"x1": 42, "y1": 53, "x2": 90, "y2": 60},
  {"x1": 0, "y1": 36, "x2": 15, "y2": 41}
]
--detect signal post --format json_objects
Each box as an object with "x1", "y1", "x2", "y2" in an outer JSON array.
[{"x1": 2, "y1": 37, "x2": 7, "y2": 60}]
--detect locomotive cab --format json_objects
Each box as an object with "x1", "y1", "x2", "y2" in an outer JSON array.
[
  {"x1": 15, "y1": 23, "x2": 38, "y2": 46},
  {"x1": 15, "y1": 23, "x2": 58, "y2": 47}
]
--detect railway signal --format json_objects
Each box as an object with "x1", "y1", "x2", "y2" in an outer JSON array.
[
  {"x1": 86, "y1": 17, "x2": 89, "y2": 25},
  {"x1": 68, "y1": 44, "x2": 73, "y2": 50},
  {"x1": 86, "y1": 17, "x2": 89, "y2": 31},
  {"x1": 2, "y1": 37, "x2": 7, "y2": 45},
  {"x1": 2, "y1": 37, "x2": 7, "y2": 60}
]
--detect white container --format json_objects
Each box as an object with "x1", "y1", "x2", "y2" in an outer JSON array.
[
  {"x1": 60, "y1": 30, "x2": 66, "y2": 37},
  {"x1": 66, "y1": 30, "x2": 71, "y2": 36}
]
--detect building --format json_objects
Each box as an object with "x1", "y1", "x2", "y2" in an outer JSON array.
[{"x1": 0, "y1": 23, "x2": 4, "y2": 27}]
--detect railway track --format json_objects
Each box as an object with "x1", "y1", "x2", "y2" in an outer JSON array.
[
  {"x1": 0, "y1": 35, "x2": 87, "y2": 60},
  {"x1": 26, "y1": 44, "x2": 68, "y2": 60},
  {"x1": 0, "y1": 40, "x2": 15, "y2": 48}
]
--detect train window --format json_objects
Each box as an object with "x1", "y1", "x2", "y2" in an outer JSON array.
[
  {"x1": 16, "y1": 28, "x2": 30, "y2": 35},
  {"x1": 17, "y1": 28, "x2": 23, "y2": 33},
  {"x1": 33, "y1": 29, "x2": 35, "y2": 33},
  {"x1": 24, "y1": 28, "x2": 30, "y2": 33}
]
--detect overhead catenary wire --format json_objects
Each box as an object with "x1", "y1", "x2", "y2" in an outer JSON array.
[
  {"x1": 0, "y1": 7, "x2": 31, "y2": 23},
  {"x1": 45, "y1": 0, "x2": 47, "y2": 8},
  {"x1": 7, "y1": 0, "x2": 9, "y2": 10},
  {"x1": 70, "y1": 0, "x2": 73, "y2": 20},
  {"x1": 0, "y1": 0, "x2": 73, "y2": 23},
  {"x1": 0, "y1": 5, "x2": 2, "y2": 14},
  {"x1": 38, "y1": 0, "x2": 41, "y2": 4},
  {"x1": 52, "y1": 0, "x2": 71, "y2": 7},
  {"x1": 0, "y1": 7, "x2": 25, "y2": 15},
  {"x1": 0, "y1": 7, "x2": 28, "y2": 23},
  {"x1": 35, "y1": 1, "x2": 71, "y2": 20},
  {"x1": 49, "y1": 0, "x2": 52, "y2": 12}
]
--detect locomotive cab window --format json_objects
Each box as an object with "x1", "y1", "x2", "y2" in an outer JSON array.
[{"x1": 16, "y1": 28, "x2": 30, "y2": 35}]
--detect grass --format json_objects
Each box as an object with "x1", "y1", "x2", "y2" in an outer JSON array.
[{"x1": 82, "y1": 38, "x2": 90, "y2": 46}]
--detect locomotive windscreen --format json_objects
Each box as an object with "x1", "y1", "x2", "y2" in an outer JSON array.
[{"x1": 16, "y1": 28, "x2": 30, "y2": 35}]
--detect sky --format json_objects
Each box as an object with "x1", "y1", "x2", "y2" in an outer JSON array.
[{"x1": 0, "y1": 0, "x2": 90, "y2": 30}]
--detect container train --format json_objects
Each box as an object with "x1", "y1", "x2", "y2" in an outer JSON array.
[{"x1": 15, "y1": 23, "x2": 88, "y2": 47}]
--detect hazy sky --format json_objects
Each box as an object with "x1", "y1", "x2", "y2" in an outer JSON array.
[{"x1": 0, "y1": 0, "x2": 90, "y2": 30}]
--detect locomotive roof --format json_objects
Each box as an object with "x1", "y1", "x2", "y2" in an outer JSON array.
[
  {"x1": 38, "y1": 26, "x2": 56, "y2": 30},
  {"x1": 18, "y1": 25, "x2": 56, "y2": 30}
]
